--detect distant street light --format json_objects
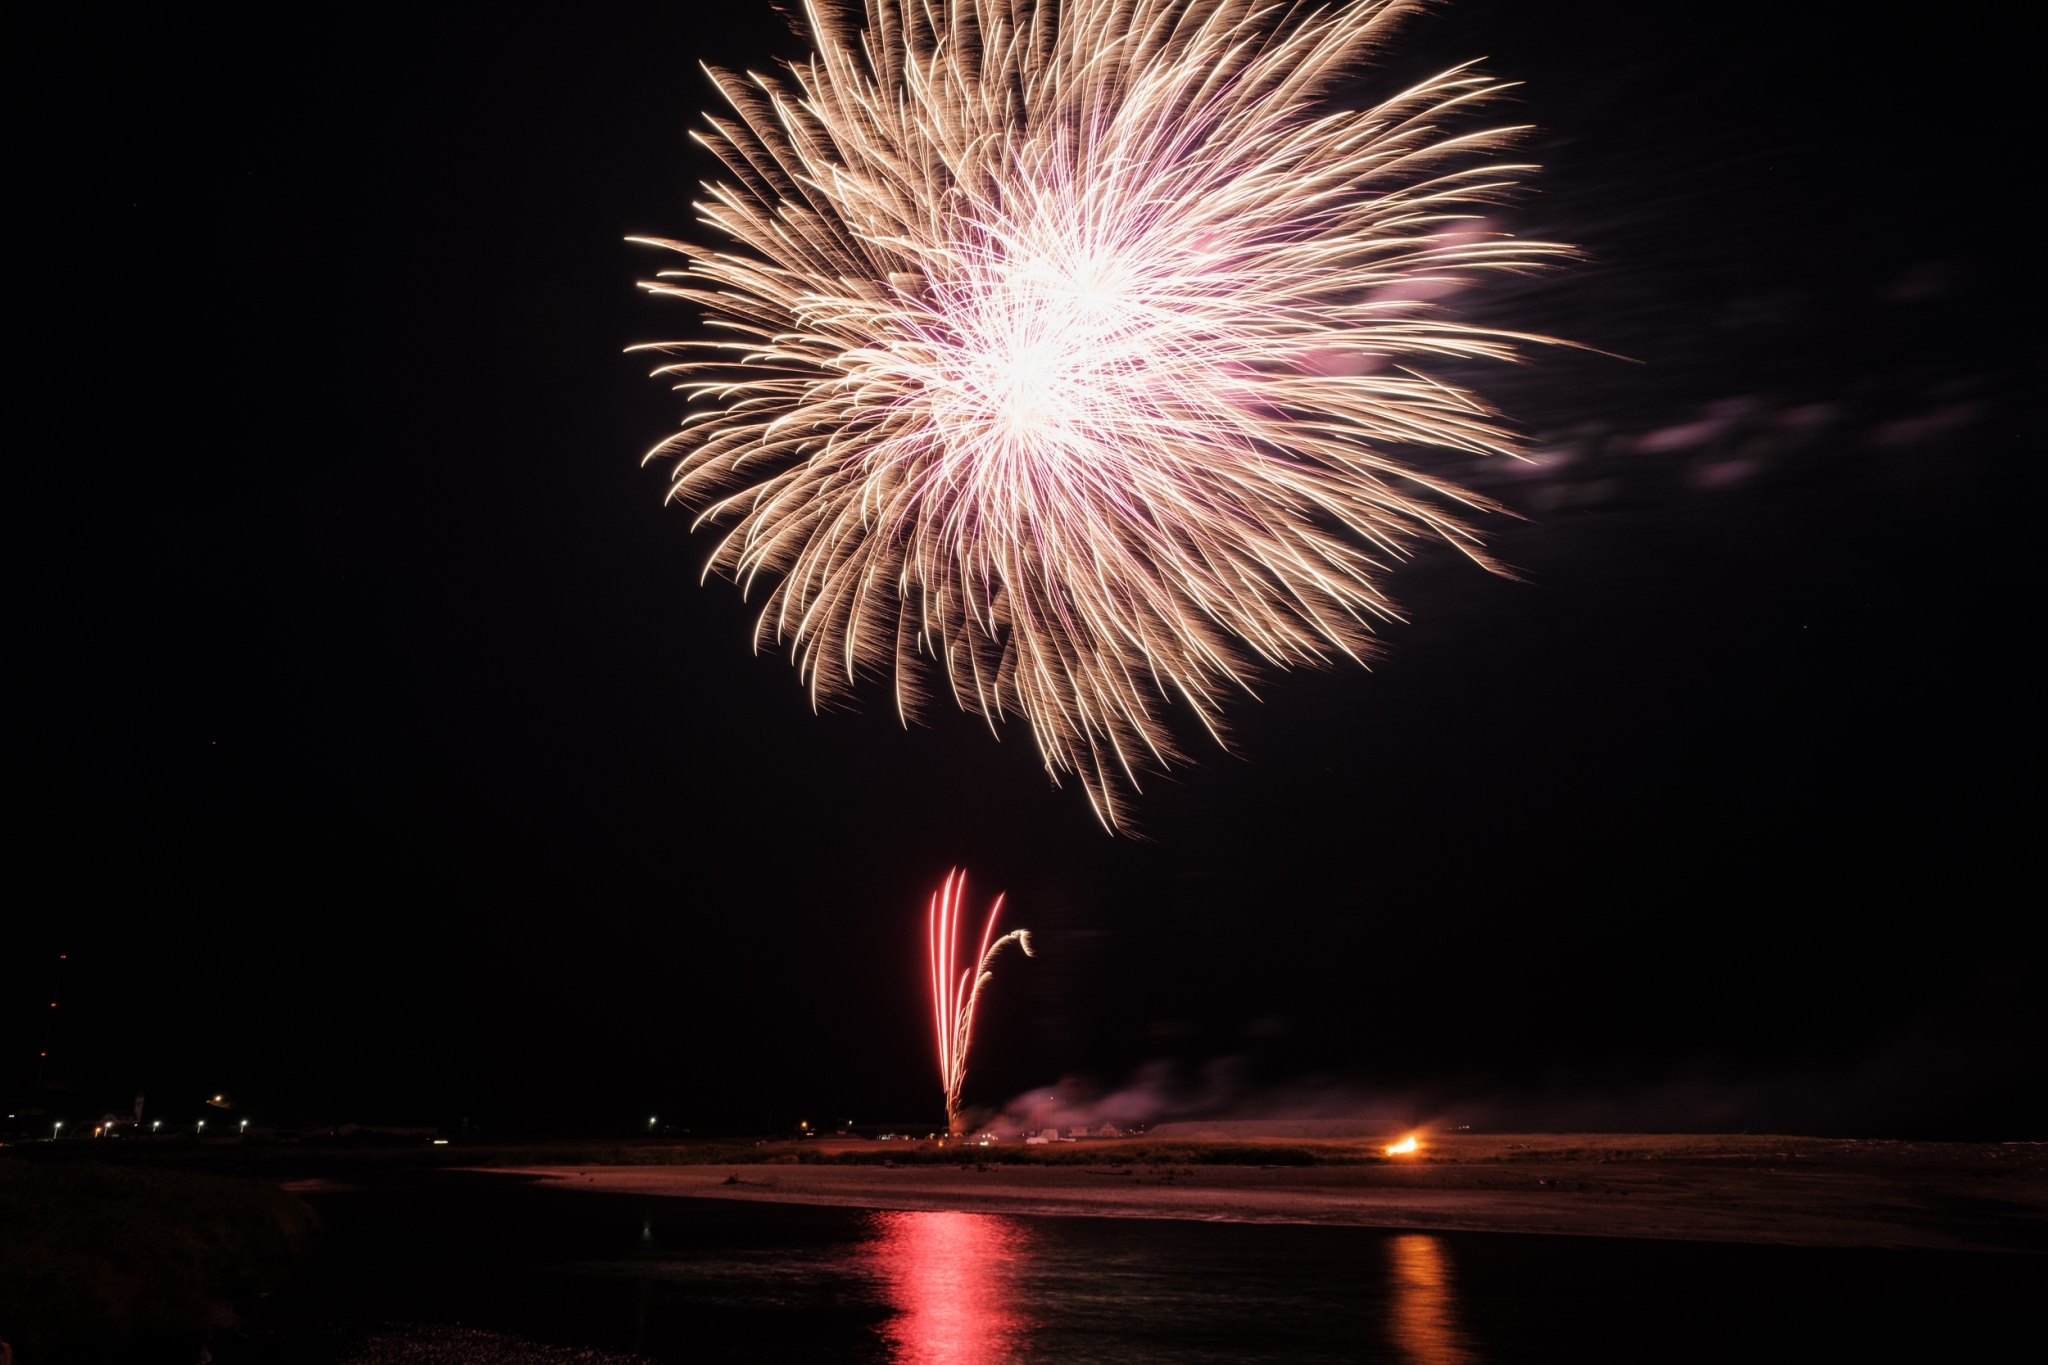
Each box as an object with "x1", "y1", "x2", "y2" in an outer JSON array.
[
  {"x1": 52, "y1": 1121, "x2": 63, "y2": 1137},
  {"x1": 196, "y1": 1120, "x2": 206, "y2": 1133},
  {"x1": 648, "y1": 1116, "x2": 658, "y2": 1131}
]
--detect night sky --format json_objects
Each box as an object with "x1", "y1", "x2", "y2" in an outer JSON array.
[{"x1": 11, "y1": 0, "x2": 2039, "y2": 1138}]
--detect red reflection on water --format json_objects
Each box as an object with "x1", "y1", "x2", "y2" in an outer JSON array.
[
  {"x1": 1387, "y1": 1233, "x2": 1476, "y2": 1365},
  {"x1": 866, "y1": 1210, "x2": 1034, "y2": 1364}
]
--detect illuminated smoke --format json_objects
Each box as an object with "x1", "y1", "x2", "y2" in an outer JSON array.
[{"x1": 635, "y1": 0, "x2": 1569, "y2": 828}]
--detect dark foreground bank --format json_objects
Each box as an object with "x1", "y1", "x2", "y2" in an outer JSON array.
[{"x1": 0, "y1": 1157, "x2": 315, "y2": 1364}]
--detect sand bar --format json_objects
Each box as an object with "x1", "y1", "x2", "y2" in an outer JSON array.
[{"x1": 483, "y1": 1133, "x2": 2047, "y2": 1252}]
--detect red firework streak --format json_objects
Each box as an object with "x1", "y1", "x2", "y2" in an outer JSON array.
[{"x1": 927, "y1": 869, "x2": 1031, "y2": 1135}]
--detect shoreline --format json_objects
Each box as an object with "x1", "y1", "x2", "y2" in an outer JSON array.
[{"x1": 481, "y1": 1133, "x2": 2048, "y2": 1253}]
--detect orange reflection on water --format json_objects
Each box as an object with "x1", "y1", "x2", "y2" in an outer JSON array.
[
  {"x1": 866, "y1": 1210, "x2": 1033, "y2": 1364},
  {"x1": 1388, "y1": 1233, "x2": 1477, "y2": 1365}
]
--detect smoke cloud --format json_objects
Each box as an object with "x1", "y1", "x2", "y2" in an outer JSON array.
[{"x1": 976, "y1": 1031, "x2": 2040, "y2": 1139}]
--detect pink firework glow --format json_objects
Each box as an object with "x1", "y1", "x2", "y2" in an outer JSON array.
[
  {"x1": 634, "y1": 0, "x2": 1570, "y2": 830},
  {"x1": 928, "y1": 870, "x2": 1032, "y2": 1135},
  {"x1": 870, "y1": 1210, "x2": 1033, "y2": 1362}
]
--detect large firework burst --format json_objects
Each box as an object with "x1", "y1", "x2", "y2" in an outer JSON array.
[{"x1": 634, "y1": 0, "x2": 1568, "y2": 828}]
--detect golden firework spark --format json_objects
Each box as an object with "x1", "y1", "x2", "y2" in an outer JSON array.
[{"x1": 634, "y1": 0, "x2": 1569, "y2": 828}]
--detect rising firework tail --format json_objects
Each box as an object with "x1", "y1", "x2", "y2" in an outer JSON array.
[
  {"x1": 928, "y1": 869, "x2": 1031, "y2": 1135},
  {"x1": 634, "y1": 0, "x2": 1570, "y2": 829}
]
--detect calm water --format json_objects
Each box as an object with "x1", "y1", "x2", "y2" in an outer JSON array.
[{"x1": 265, "y1": 1172, "x2": 2041, "y2": 1364}]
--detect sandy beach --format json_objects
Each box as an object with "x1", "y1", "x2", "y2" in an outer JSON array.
[{"x1": 484, "y1": 1133, "x2": 2047, "y2": 1253}]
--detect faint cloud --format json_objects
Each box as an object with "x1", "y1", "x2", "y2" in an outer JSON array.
[{"x1": 1866, "y1": 403, "x2": 1981, "y2": 449}]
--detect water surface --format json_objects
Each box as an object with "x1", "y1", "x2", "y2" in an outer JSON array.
[{"x1": 273, "y1": 1172, "x2": 2041, "y2": 1363}]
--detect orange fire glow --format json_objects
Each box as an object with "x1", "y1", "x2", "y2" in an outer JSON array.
[{"x1": 1387, "y1": 1135, "x2": 1420, "y2": 1155}]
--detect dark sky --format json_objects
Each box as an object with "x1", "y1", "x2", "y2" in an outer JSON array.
[{"x1": 11, "y1": 0, "x2": 2040, "y2": 1138}]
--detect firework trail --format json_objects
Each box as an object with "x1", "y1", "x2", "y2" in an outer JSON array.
[
  {"x1": 928, "y1": 869, "x2": 1032, "y2": 1135},
  {"x1": 634, "y1": 0, "x2": 1570, "y2": 829}
]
